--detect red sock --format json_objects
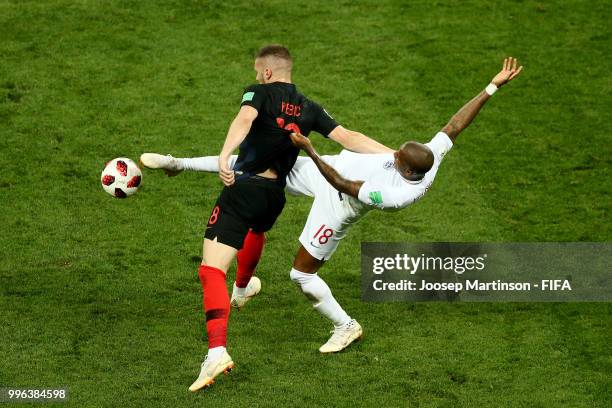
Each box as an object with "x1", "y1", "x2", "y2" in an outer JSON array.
[
  {"x1": 198, "y1": 265, "x2": 230, "y2": 348},
  {"x1": 236, "y1": 230, "x2": 266, "y2": 288}
]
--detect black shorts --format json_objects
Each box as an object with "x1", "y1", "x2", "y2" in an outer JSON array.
[{"x1": 204, "y1": 177, "x2": 286, "y2": 250}]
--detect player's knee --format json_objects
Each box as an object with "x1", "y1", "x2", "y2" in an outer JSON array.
[
  {"x1": 290, "y1": 268, "x2": 330, "y2": 301},
  {"x1": 290, "y1": 268, "x2": 309, "y2": 284}
]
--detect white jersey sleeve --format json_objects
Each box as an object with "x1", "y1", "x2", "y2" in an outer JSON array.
[
  {"x1": 357, "y1": 182, "x2": 423, "y2": 210},
  {"x1": 356, "y1": 132, "x2": 453, "y2": 210},
  {"x1": 426, "y1": 131, "x2": 453, "y2": 162}
]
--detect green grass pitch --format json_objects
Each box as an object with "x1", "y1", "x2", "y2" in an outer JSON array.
[{"x1": 1, "y1": 0, "x2": 610, "y2": 406}]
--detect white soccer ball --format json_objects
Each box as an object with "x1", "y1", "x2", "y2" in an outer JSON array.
[{"x1": 100, "y1": 157, "x2": 142, "y2": 198}]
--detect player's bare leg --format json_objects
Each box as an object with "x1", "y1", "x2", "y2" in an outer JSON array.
[
  {"x1": 202, "y1": 237, "x2": 238, "y2": 271},
  {"x1": 189, "y1": 238, "x2": 238, "y2": 392},
  {"x1": 291, "y1": 245, "x2": 363, "y2": 353}
]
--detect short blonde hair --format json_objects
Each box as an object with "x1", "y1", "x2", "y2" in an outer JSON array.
[{"x1": 255, "y1": 45, "x2": 292, "y2": 64}]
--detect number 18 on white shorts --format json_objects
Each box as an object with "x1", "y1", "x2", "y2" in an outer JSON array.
[{"x1": 298, "y1": 194, "x2": 352, "y2": 261}]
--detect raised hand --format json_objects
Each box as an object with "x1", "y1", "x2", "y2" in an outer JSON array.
[{"x1": 491, "y1": 57, "x2": 523, "y2": 87}]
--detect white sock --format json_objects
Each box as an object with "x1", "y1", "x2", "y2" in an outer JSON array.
[
  {"x1": 289, "y1": 268, "x2": 351, "y2": 329},
  {"x1": 207, "y1": 345, "x2": 226, "y2": 360},
  {"x1": 179, "y1": 155, "x2": 238, "y2": 172},
  {"x1": 233, "y1": 282, "x2": 247, "y2": 297}
]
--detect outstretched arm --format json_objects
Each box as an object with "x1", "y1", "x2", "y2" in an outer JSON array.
[
  {"x1": 442, "y1": 57, "x2": 523, "y2": 144},
  {"x1": 289, "y1": 133, "x2": 364, "y2": 198},
  {"x1": 328, "y1": 126, "x2": 394, "y2": 154}
]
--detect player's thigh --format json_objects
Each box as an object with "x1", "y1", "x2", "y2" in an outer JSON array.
[
  {"x1": 298, "y1": 197, "x2": 350, "y2": 262},
  {"x1": 202, "y1": 238, "x2": 238, "y2": 272}
]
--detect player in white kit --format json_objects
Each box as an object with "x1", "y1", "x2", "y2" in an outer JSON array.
[
  {"x1": 285, "y1": 135, "x2": 451, "y2": 260},
  {"x1": 141, "y1": 57, "x2": 522, "y2": 353}
]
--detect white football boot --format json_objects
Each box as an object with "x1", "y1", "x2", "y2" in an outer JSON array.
[
  {"x1": 139, "y1": 153, "x2": 183, "y2": 177},
  {"x1": 319, "y1": 319, "x2": 363, "y2": 354},
  {"x1": 188, "y1": 350, "x2": 234, "y2": 392},
  {"x1": 230, "y1": 277, "x2": 261, "y2": 310}
]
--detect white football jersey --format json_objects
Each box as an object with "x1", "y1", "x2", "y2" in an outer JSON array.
[{"x1": 332, "y1": 132, "x2": 453, "y2": 216}]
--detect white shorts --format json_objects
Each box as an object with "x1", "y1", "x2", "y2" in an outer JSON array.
[{"x1": 286, "y1": 156, "x2": 358, "y2": 261}]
